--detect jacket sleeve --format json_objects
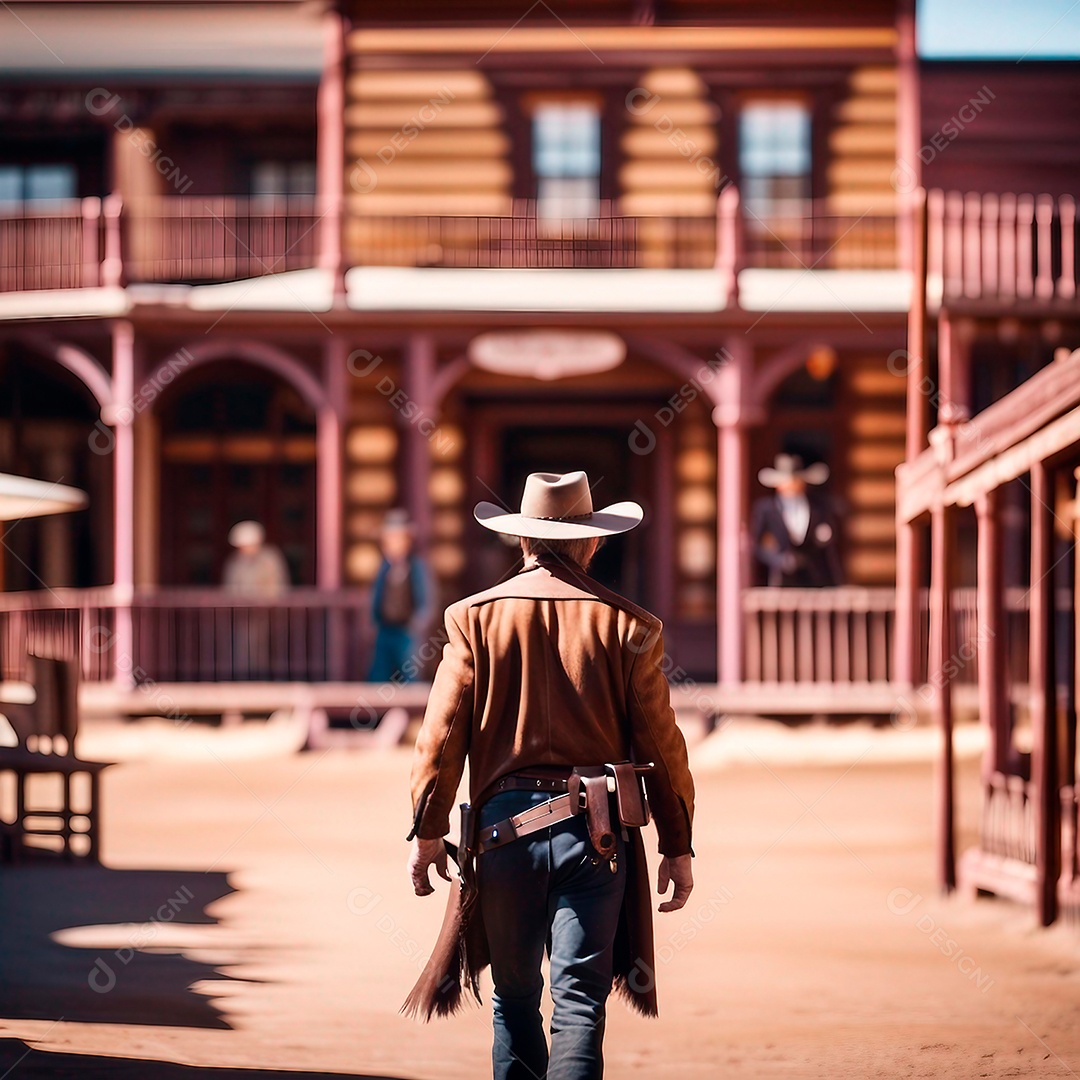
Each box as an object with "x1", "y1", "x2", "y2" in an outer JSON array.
[
  {"x1": 625, "y1": 621, "x2": 695, "y2": 858},
  {"x1": 407, "y1": 602, "x2": 474, "y2": 840}
]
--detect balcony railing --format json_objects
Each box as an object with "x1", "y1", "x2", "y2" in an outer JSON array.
[
  {"x1": 926, "y1": 188, "x2": 1078, "y2": 308},
  {"x1": 0, "y1": 198, "x2": 101, "y2": 292},
  {"x1": 349, "y1": 202, "x2": 717, "y2": 269},
  {"x1": 349, "y1": 196, "x2": 897, "y2": 272},
  {"x1": 0, "y1": 588, "x2": 372, "y2": 685},
  {"x1": 125, "y1": 196, "x2": 319, "y2": 283},
  {"x1": 0, "y1": 189, "x2": 900, "y2": 293}
]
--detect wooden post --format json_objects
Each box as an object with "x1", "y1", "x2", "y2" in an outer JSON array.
[
  {"x1": 895, "y1": 0, "x2": 920, "y2": 273},
  {"x1": 929, "y1": 498, "x2": 956, "y2": 892},
  {"x1": 715, "y1": 185, "x2": 741, "y2": 306},
  {"x1": 317, "y1": 2, "x2": 348, "y2": 301},
  {"x1": 714, "y1": 338, "x2": 756, "y2": 686},
  {"x1": 975, "y1": 489, "x2": 1007, "y2": 777},
  {"x1": 81, "y1": 197, "x2": 102, "y2": 288},
  {"x1": 110, "y1": 321, "x2": 136, "y2": 686},
  {"x1": 317, "y1": 338, "x2": 346, "y2": 589},
  {"x1": 403, "y1": 334, "x2": 436, "y2": 553},
  {"x1": 1029, "y1": 459, "x2": 1060, "y2": 926},
  {"x1": 101, "y1": 194, "x2": 123, "y2": 289},
  {"x1": 896, "y1": 189, "x2": 928, "y2": 688}
]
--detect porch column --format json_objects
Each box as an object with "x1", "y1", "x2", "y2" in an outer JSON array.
[
  {"x1": 317, "y1": 338, "x2": 347, "y2": 589},
  {"x1": 402, "y1": 333, "x2": 435, "y2": 552},
  {"x1": 937, "y1": 314, "x2": 973, "y2": 427},
  {"x1": 109, "y1": 321, "x2": 136, "y2": 685},
  {"x1": 896, "y1": 188, "x2": 928, "y2": 687},
  {"x1": 317, "y1": 1, "x2": 348, "y2": 300},
  {"x1": 975, "y1": 490, "x2": 1007, "y2": 777},
  {"x1": 713, "y1": 338, "x2": 757, "y2": 687},
  {"x1": 894, "y1": 523, "x2": 920, "y2": 688},
  {"x1": 895, "y1": 0, "x2": 920, "y2": 273},
  {"x1": 1030, "y1": 459, "x2": 1060, "y2": 926},
  {"x1": 928, "y1": 496, "x2": 955, "y2": 892}
]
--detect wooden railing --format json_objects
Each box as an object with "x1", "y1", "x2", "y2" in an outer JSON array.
[
  {"x1": 350, "y1": 202, "x2": 716, "y2": 269},
  {"x1": 742, "y1": 587, "x2": 898, "y2": 685},
  {"x1": 125, "y1": 196, "x2": 319, "y2": 283},
  {"x1": 0, "y1": 588, "x2": 373, "y2": 684},
  {"x1": 0, "y1": 198, "x2": 103, "y2": 291},
  {"x1": 927, "y1": 188, "x2": 1078, "y2": 308},
  {"x1": 349, "y1": 196, "x2": 897, "y2": 272},
  {"x1": 741, "y1": 203, "x2": 897, "y2": 270},
  {"x1": 981, "y1": 770, "x2": 1037, "y2": 864},
  {"x1": 741, "y1": 584, "x2": 1063, "y2": 689},
  {"x1": 0, "y1": 189, "x2": 902, "y2": 291}
]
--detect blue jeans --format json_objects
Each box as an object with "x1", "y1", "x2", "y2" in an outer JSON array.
[
  {"x1": 478, "y1": 789, "x2": 627, "y2": 1080},
  {"x1": 368, "y1": 625, "x2": 413, "y2": 682}
]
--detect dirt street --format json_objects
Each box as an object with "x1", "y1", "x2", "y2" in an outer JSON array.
[{"x1": 0, "y1": 732, "x2": 1078, "y2": 1079}]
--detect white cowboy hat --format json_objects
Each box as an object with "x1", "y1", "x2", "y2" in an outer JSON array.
[
  {"x1": 758, "y1": 453, "x2": 830, "y2": 488},
  {"x1": 474, "y1": 471, "x2": 643, "y2": 539},
  {"x1": 228, "y1": 520, "x2": 266, "y2": 547}
]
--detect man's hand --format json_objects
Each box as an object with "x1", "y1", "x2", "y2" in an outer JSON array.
[
  {"x1": 409, "y1": 836, "x2": 451, "y2": 896},
  {"x1": 656, "y1": 853, "x2": 693, "y2": 913}
]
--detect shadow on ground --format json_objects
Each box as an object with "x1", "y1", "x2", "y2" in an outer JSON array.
[
  {"x1": 0, "y1": 1041, "x2": 408, "y2": 1080},
  {"x1": 0, "y1": 863, "x2": 242, "y2": 1028}
]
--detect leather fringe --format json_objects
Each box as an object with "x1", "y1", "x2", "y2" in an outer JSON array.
[
  {"x1": 612, "y1": 974, "x2": 659, "y2": 1018},
  {"x1": 400, "y1": 881, "x2": 483, "y2": 1021}
]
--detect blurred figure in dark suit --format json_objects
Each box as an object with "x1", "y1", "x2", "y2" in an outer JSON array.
[{"x1": 751, "y1": 454, "x2": 842, "y2": 587}]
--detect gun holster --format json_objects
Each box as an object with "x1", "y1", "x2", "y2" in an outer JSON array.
[{"x1": 567, "y1": 761, "x2": 653, "y2": 860}]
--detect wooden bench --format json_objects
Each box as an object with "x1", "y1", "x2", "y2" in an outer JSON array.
[{"x1": 0, "y1": 654, "x2": 112, "y2": 861}]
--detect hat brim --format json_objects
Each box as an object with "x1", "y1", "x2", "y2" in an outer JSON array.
[
  {"x1": 474, "y1": 500, "x2": 644, "y2": 539},
  {"x1": 758, "y1": 463, "x2": 830, "y2": 487}
]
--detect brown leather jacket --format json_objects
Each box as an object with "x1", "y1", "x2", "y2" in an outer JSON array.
[{"x1": 409, "y1": 556, "x2": 695, "y2": 857}]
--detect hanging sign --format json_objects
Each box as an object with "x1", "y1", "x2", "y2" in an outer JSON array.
[{"x1": 468, "y1": 330, "x2": 626, "y2": 381}]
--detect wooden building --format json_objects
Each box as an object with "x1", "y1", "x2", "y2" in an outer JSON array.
[
  {"x1": 0, "y1": 0, "x2": 1073, "y2": 754},
  {"x1": 896, "y1": 61, "x2": 1080, "y2": 925}
]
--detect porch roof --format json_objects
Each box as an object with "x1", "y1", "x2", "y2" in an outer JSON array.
[
  {"x1": 0, "y1": 3, "x2": 322, "y2": 77},
  {"x1": 0, "y1": 266, "x2": 914, "y2": 320}
]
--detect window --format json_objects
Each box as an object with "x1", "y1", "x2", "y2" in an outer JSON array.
[
  {"x1": 739, "y1": 101, "x2": 811, "y2": 223},
  {"x1": 531, "y1": 102, "x2": 601, "y2": 222},
  {"x1": 0, "y1": 163, "x2": 77, "y2": 203},
  {"x1": 250, "y1": 160, "x2": 316, "y2": 199}
]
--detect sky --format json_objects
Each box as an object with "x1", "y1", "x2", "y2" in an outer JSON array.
[{"x1": 919, "y1": 0, "x2": 1080, "y2": 59}]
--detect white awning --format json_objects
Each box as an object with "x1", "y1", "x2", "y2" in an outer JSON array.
[{"x1": 0, "y1": 473, "x2": 88, "y2": 523}]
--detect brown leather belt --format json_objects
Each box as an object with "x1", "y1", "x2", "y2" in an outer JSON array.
[
  {"x1": 476, "y1": 763, "x2": 652, "y2": 859},
  {"x1": 488, "y1": 773, "x2": 570, "y2": 796}
]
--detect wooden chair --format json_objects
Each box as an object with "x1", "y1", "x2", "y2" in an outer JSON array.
[{"x1": 0, "y1": 654, "x2": 112, "y2": 862}]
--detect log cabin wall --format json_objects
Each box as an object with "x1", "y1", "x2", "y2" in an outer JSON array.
[
  {"x1": 827, "y1": 64, "x2": 898, "y2": 216},
  {"x1": 826, "y1": 64, "x2": 899, "y2": 265},
  {"x1": 344, "y1": 351, "x2": 468, "y2": 596},
  {"x1": 344, "y1": 355, "x2": 402, "y2": 586},
  {"x1": 343, "y1": 66, "x2": 512, "y2": 264},
  {"x1": 842, "y1": 352, "x2": 907, "y2": 584},
  {"x1": 618, "y1": 67, "x2": 720, "y2": 267}
]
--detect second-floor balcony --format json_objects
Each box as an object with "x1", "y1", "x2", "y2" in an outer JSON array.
[
  {"x1": 0, "y1": 195, "x2": 320, "y2": 294},
  {"x1": 0, "y1": 189, "x2": 898, "y2": 298}
]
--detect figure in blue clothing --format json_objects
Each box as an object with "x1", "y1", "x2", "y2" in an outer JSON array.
[{"x1": 368, "y1": 509, "x2": 431, "y2": 682}]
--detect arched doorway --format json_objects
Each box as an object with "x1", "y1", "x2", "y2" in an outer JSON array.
[
  {"x1": 156, "y1": 363, "x2": 317, "y2": 585},
  {"x1": 0, "y1": 343, "x2": 111, "y2": 589}
]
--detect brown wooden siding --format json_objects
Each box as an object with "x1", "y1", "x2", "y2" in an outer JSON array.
[
  {"x1": 841, "y1": 353, "x2": 906, "y2": 585},
  {"x1": 345, "y1": 360, "x2": 401, "y2": 584},
  {"x1": 826, "y1": 64, "x2": 898, "y2": 227},
  {"x1": 920, "y1": 62, "x2": 1080, "y2": 199},
  {"x1": 343, "y1": 67, "x2": 512, "y2": 263}
]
